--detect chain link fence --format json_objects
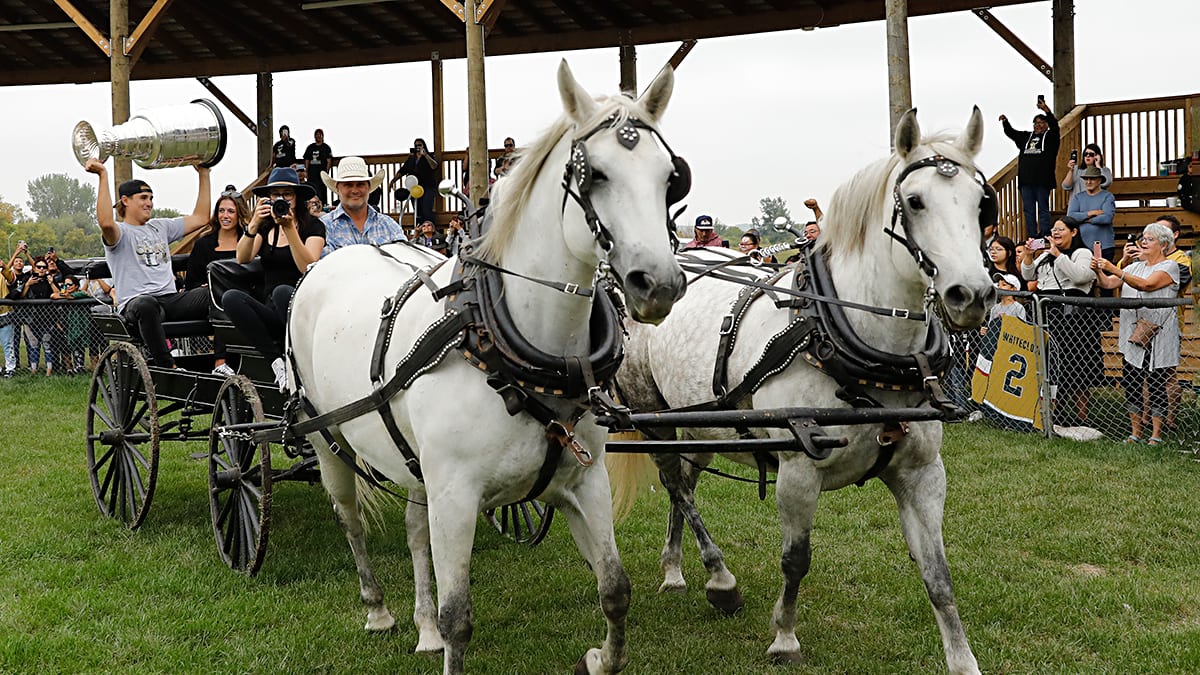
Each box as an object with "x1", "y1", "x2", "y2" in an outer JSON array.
[
  {"x1": 0, "y1": 299, "x2": 210, "y2": 376},
  {"x1": 947, "y1": 292, "x2": 1199, "y2": 451}
]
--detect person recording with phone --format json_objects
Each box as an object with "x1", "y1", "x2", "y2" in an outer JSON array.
[
  {"x1": 1020, "y1": 216, "x2": 1100, "y2": 425},
  {"x1": 222, "y1": 166, "x2": 326, "y2": 391},
  {"x1": 400, "y1": 138, "x2": 438, "y2": 223},
  {"x1": 1061, "y1": 143, "x2": 1112, "y2": 200},
  {"x1": 1000, "y1": 95, "x2": 1059, "y2": 239},
  {"x1": 1066, "y1": 165, "x2": 1116, "y2": 266}
]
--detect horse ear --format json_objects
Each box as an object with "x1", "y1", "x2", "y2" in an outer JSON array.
[
  {"x1": 558, "y1": 60, "x2": 598, "y2": 123},
  {"x1": 638, "y1": 66, "x2": 674, "y2": 122},
  {"x1": 893, "y1": 108, "x2": 920, "y2": 159},
  {"x1": 955, "y1": 106, "x2": 985, "y2": 157}
]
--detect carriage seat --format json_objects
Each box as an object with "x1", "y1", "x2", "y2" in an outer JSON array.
[{"x1": 85, "y1": 255, "x2": 214, "y2": 343}]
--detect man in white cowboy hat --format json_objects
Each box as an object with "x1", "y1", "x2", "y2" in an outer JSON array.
[
  {"x1": 319, "y1": 156, "x2": 406, "y2": 257},
  {"x1": 84, "y1": 157, "x2": 213, "y2": 369}
]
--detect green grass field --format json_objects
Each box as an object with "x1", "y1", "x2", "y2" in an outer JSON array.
[{"x1": 2, "y1": 375, "x2": 1200, "y2": 674}]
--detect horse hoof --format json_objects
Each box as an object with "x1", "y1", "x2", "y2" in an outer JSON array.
[
  {"x1": 573, "y1": 648, "x2": 601, "y2": 675},
  {"x1": 769, "y1": 650, "x2": 805, "y2": 666},
  {"x1": 364, "y1": 608, "x2": 396, "y2": 632},
  {"x1": 705, "y1": 586, "x2": 744, "y2": 615},
  {"x1": 414, "y1": 633, "x2": 445, "y2": 655},
  {"x1": 658, "y1": 580, "x2": 687, "y2": 594}
]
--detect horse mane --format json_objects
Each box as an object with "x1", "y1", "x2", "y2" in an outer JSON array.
[
  {"x1": 817, "y1": 132, "x2": 975, "y2": 256},
  {"x1": 476, "y1": 95, "x2": 645, "y2": 262}
]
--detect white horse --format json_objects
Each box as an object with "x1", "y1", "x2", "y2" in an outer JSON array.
[
  {"x1": 289, "y1": 62, "x2": 687, "y2": 674},
  {"x1": 612, "y1": 109, "x2": 992, "y2": 674}
]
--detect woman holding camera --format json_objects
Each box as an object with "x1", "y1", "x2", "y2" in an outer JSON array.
[
  {"x1": 221, "y1": 167, "x2": 325, "y2": 391},
  {"x1": 1092, "y1": 223, "x2": 1180, "y2": 445},
  {"x1": 1020, "y1": 216, "x2": 1100, "y2": 425},
  {"x1": 1061, "y1": 142, "x2": 1113, "y2": 201}
]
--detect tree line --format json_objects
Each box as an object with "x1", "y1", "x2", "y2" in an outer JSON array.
[{"x1": 0, "y1": 173, "x2": 178, "y2": 261}]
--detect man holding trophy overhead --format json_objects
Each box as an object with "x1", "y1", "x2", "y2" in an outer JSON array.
[
  {"x1": 75, "y1": 98, "x2": 226, "y2": 369},
  {"x1": 85, "y1": 158, "x2": 212, "y2": 369}
]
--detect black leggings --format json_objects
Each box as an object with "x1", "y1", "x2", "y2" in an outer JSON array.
[
  {"x1": 221, "y1": 285, "x2": 295, "y2": 362},
  {"x1": 1123, "y1": 360, "x2": 1170, "y2": 418},
  {"x1": 122, "y1": 287, "x2": 212, "y2": 367}
]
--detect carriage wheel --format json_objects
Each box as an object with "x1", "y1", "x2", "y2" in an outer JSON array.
[
  {"x1": 207, "y1": 375, "x2": 272, "y2": 575},
  {"x1": 484, "y1": 499, "x2": 555, "y2": 546},
  {"x1": 85, "y1": 342, "x2": 160, "y2": 529}
]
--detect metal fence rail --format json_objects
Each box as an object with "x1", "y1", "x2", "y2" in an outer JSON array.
[{"x1": 0, "y1": 299, "x2": 209, "y2": 375}]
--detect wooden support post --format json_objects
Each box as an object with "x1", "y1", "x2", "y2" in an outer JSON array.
[
  {"x1": 619, "y1": 36, "x2": 636, "y2": 96},
  {"x1": 110, "y1": 0, "x2": 132, "y2": 186},
  {"x1": 885, "y1": 0, "x2": 912, "y2": 143},
  {"x1": 465, "y1": 0, "x2": 489, "y2": 205},
  {"x1": 1186, "y1": 97, "x2": 1200, "y2": 155},
  {"x1": 432, "y1": 52, "x2": 446, "y2": 214},
  {"x1": 1051, "y1": 0, "x2": 1075, "y2": 117},
  {"x1": 256, "y1": 73, "x2": 273, "y2": 173}
]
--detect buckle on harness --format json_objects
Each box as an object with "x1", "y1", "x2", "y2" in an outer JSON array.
[
  {"x1": 718, "y1": 315, "x2": 734, "y2": 335},
  {"x1": 546, "y1": 420, "x2": 593, "y2": 467},
  {"x1": 891, "y1": 308, "x2": 910, "y2": 319},
  {"x1": 564, "y1": 282, "x2": 580, "y2": 295}
]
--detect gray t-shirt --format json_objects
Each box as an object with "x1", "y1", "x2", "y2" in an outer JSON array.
[{"x1": 104, "y1": 217, "x2": 185, "y2": 312}]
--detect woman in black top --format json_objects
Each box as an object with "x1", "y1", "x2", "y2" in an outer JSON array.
[
  {"x1": 186, "y1": 193, "x2": 245, "y2": 291},
  {"x1": 221, "y1": 167, "x2": 326, "y2": 390},
  {"x1": 188, "y1": 193, "x2": 246, "y2": 375}
]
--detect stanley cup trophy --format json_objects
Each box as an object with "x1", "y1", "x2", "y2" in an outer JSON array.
[{"x1": 71, "y1": 98, "x2": 227, "y2": 169}]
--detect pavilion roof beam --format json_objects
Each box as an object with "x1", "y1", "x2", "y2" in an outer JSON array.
[
  {"x1": 641, "y1": 39, "x2": 696, "y2": 98},
  {"x1": 7, "y1": 26, "x2": 92, "y2": 69},
  {"x1": 476, "y1": 0, "x2": 507, "y2": 32},
  {"x1": 52, "y1": 0, "x2": 110, "y2": 56},
  {"x1": 971, "y1": 8, "x2": 1053, "y2": 81},
  {"x1": 195, "y1": 76, "x2": 258, "y2": 135},
  {"x1": 543, "y1": 0, "x2": 603, "y2": 31},
  {"x1": 123, "y1": 0, "x2": 173, "y2": 66}
]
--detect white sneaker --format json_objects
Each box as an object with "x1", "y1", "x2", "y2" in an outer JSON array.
[
  {"x1": 212, "y1": 363, "x2": 236, "y2": 377},
  {"x1": 270, "y1": 357, "x2": 288, "y2": 393}
]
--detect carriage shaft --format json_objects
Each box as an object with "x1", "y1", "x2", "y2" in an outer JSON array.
[{"x1": 599, "y1": 406, "x2": 948, "y2": 430}]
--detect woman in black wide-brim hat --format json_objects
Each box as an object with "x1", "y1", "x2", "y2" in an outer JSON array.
[{"x1": 221, "y1": 166, "x2": 327, "y2": 391}]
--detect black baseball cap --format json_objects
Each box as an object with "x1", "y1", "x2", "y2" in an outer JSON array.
[{"x1": 118, "y1": 179, "x2": 153, "y2": 199}]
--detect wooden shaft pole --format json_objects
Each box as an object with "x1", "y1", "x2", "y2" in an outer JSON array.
[
  {"x1": 109, "y1": 0, "x2": 132, "y2": 185},
  {"x1": 465, "y1": 0, "x2": 489, "y2": 205},
  {"x1": 1051, "y1": 0, "x2": 1076, "y2": 117},
  {"x1": 885, "y1": 0, "x2": 912, "y2": 145}
]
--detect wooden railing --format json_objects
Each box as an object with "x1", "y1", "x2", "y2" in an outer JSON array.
[
  {"x1": 353, "y1": 148, "x2": 506, "y2": 227},
  {"x1": 989, "y1": 93, "x2": 1200, "y2": 242}
]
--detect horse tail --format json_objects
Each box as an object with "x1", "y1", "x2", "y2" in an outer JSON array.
[
  {"x1": 354, "y1": 457, "x2": 399, "y2": 534},
  {"x1": 607, "y1": 432, "x2": 658, "y2": 523}
]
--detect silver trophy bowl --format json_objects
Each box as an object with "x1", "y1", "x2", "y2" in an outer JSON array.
[{"x1": 72, "y1": 98, "x2": 227, "y2": 169}]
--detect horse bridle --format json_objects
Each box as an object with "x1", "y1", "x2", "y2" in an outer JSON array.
[
  {"x1": 562, "y1": 113, "x2": 691, "y2": 258},
  {"x1": 885, "y1": 154, "x2": 998, "y2": 281}
]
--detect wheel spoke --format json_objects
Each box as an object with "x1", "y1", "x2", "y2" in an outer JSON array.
[
  {"x1": 124, "y1": 442, "x2": 148, "y2": 499},
  {"x1": 89, "y1": 402, "x2": 117, "y2": 431}
]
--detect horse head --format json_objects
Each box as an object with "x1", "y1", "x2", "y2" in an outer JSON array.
[
  {"x1": 557, "y1": 61, "x2": 688, "y2": 324},
  {"x1": 888, "y1": 106, "x2": 997, "y2": 330}
]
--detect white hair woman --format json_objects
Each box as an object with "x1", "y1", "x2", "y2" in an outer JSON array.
[{"x1": 1092, "y1": 222, "x2": 1181, "y2": 445}]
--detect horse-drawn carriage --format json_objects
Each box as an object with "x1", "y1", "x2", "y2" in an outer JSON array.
[
  {"x1": 81, "y1": 61, "x2": 995, "y2": 674},
  {"x1": 83, "y1": 253, "x2": 556, "y2": 575}
]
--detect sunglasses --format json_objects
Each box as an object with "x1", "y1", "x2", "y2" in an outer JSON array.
[
  {"x1": 1083, "y1": 152, "x2": 1097, "y2": 157},
  {"x1": 504, "y1": 144, "x2": 515, "y2": 148},
  {"x1": 34, "y1": 264, "x2": 47, "y2": 269}
]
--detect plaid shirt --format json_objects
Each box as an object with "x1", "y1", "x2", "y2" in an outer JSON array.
[{"x1": 320, "y1": 205, "x2": 407, "y2": 258}]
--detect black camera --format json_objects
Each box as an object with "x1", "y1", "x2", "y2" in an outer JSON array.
[
  {"x1": 1127, "y1": 233, "x2": 1138, "y2": 243},
  {"x1": 1070, "y1": 150, "x2": 1078, "y2": 162},
  {"x1": 271, "y1": 198, "x2": 290, "y2": 218}
]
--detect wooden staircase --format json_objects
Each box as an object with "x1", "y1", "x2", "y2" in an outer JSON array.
[{"x1": 989, "y1": 93, "x2": 1200, "y2": 384}]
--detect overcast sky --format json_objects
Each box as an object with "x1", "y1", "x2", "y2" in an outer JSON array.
[{"x1": 2, "y1": 0, "x2": 1196, "y2": 231}]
